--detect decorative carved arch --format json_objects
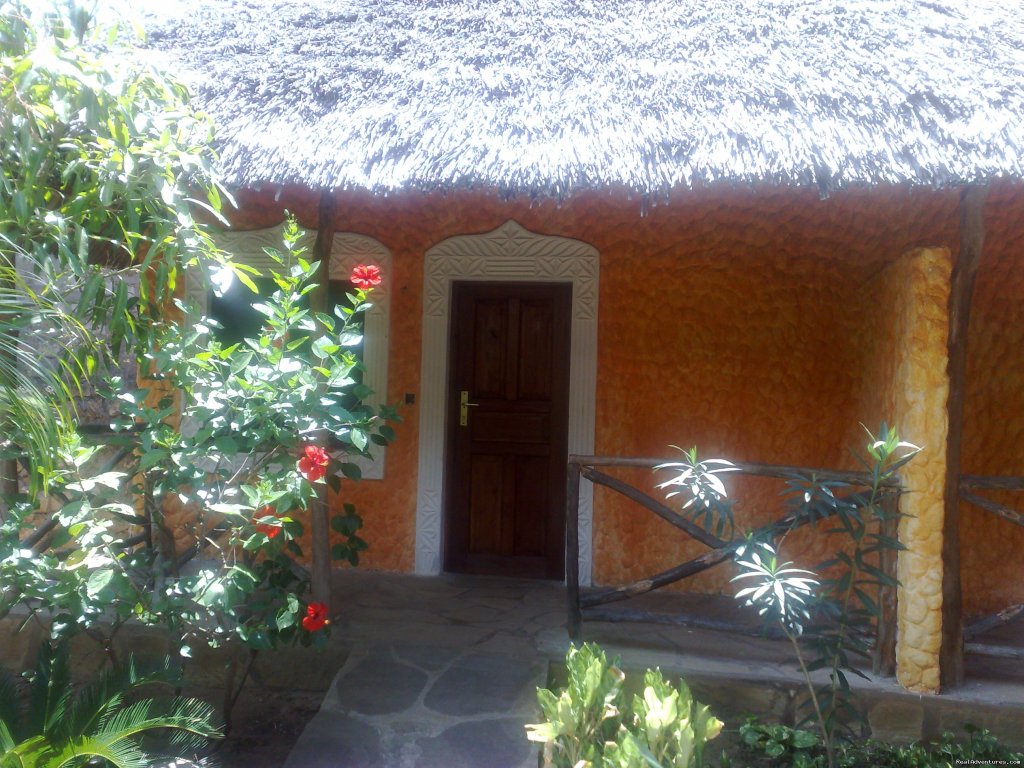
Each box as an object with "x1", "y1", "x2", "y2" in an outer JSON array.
[{"x1": 416, "y1": 219, "x2": 599, "y2": 583}]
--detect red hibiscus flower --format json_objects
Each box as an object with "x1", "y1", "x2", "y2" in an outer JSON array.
[
  {"x1": 298, "y1": 445, "x2": 330, "y2": 482},
  {"x1": 254, "y1": 506, "x2": 281, "y2": 539},
  {"x1": 350, "y1": 264, "x2": 382, "y2": 290},
  {"x1": 302, "y1": 602, "x2": 329, "y2": 632}
]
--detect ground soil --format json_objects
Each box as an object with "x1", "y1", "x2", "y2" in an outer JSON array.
[
  {"x1": 219, "y1": 689, "x2": 322, "y2": 768},
  {"x1": 194, "y1": 686, "x2": 323, "y2": 768}
]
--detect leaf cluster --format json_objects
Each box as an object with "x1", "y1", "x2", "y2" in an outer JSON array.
[
  {"x1": 655, "y1": 448, "x2": 738, "y2": 538},
  {"x1": 526, "y1": 642, "x2": 722, "y2": 768},
  {"x1": 1, "y1": 219, "x2": 396, "y2": 663},
  {"x1": 0, "y1": 640, "x2": 220, "y2": 768},
  {"x1": 0, "y1": 0, "x2": 231, "y2": 488},
  {"x1": 658, "y1": 425, "x2": 919, "y2": 766},
  {"x1": 729, "y1": 719, "x2": 1023, "y2": 768},
  {"x1": 784, "y1": 425, "x2": 916, "y2": 741}
]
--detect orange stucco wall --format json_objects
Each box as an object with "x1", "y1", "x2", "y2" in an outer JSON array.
[
  {"x1": 219, "y1": 182, "x2": 1024, "y2": 619},
  {"x1": 962, "y1": 183, "x2": 1024, "y2": 619}
]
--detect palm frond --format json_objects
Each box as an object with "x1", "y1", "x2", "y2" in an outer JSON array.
[
  {"x1": 67, "y1": 656, "x2": 184, "y2": 741},
  {"x1": 96, "y1": 696, "x2": 221, "y2": 746},
  {"x1": 0, "y1": 719, "x2": 16, "y2": 755},
  {"x1": 26, "y1": 641, "x2": 72, "y2": 742},
  {"x1": 13, "y1": 733, "x2": 150, "y2": 768},
  {"x1": 61, "y1": 657, "x2": 141, "y2": 742},
  {"x1": 0, "y1": 262, "x2": 99, "y2": 493}
]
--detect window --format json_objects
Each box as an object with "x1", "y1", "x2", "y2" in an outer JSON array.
[
  {"x1": 188, "y1": 224, "x2": 391, "y2": 478},
  {"x1": 208, "y1": 276, "x2": 365, "y2": 411}
]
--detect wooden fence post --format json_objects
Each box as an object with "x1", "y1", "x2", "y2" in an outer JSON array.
[
  {"x1": 873, "y1": 491, "x2": 899, "y2": 677},
  {"x1": 941, "y1": 184, "x2": 988, "y2": 688}
]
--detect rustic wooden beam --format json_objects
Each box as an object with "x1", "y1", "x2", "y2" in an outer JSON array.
[
  {"x1": 566, "y1": 450, "x2": 903, "y2": 642},
  {"x1": 580, "y1": 547, "x2": 734, "y2": 608},
  {"x1": 566, "y1": 462, "x2": 582, "y2": 642},
  {"x1": 941, "y1": 183, "x2": 988, "y2": 689},
  {"x1": 964, "y1": 603, "x2": 1024, "y2": 640},
  {"x1": 959, "y1": 490, "x2": 1024, "y2": 527},
  {"x1": 580, "y1": 465, "x2": 727, "y2": 549},
  {"x1": 569, "y1": 454, "x2": 896, "y2": 487},
  {"x1": 578, "y1": 486, "x2": 881, "y2": 612},
  {"x1": 581, "y1": 606, "x2": 783, "y2": 639},
  {"x1": 310, "y1": 189, "x2": 338, "y2": 607},
  {"x1": 964, "y1": 642, "x2": 1024, "y2": 660},
  {"x1": 960, "y1": 475, "x2": 1024, "y2": 491}
]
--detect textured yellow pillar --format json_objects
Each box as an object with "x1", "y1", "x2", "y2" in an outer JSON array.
[{"x1": 885, "y1": 247, "x2": 952, "y2": 693}]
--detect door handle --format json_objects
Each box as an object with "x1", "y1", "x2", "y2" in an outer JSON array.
[{"x1": 459, "y1": 390, "x2": 478, "y2": 427}]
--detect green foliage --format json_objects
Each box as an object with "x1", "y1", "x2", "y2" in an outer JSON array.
[
  {"x1": 733, "y1": 542, "x2": 818, "y2": 636},
  {"x1": 0, "y1": 640, "x2": 220, "y2": 767},
  {"x1": 0, "y1": 0, "x2": 230, "y2": 487},
  {"x1": 728, "y1": 720, "x2": 1023, "y2": 768},
  {"x1": 660, "y1": 425, "x2": 918, "y2": 768},
  {"x1": 788, "y1": 425, "x2": 917, "y2": 744},
  {"x1": 526, "y1": 643, "x2": 722, "y2": 768},
  {"x1": 0, "y1": 0, "x2": 396, "y2": 734},
  {"x1": 737, "y1": 720, "x2": 821, "y2": 766},
  {"x1": 655, "y1": 448, "x2": 738, "y2": 538},
  {"x1": 0, "y1": 219, "x2": 394, "y2": 659}
]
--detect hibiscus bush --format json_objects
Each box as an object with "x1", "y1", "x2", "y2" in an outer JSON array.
[
  {"x1": 0, "y1": 0, "x2": 393, "y2": 738},
  {"x1": 0, "y1": 219, "x2": 394, "y2": 718}
]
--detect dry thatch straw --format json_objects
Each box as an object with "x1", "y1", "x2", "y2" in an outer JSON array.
[{"x1": 137, "y1": 0, "x2": 1024, "y2": 198}]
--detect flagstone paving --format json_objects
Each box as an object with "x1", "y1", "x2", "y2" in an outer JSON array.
[{"x1": 284, "y1": 571, "x2": 1024, "y2": 767}]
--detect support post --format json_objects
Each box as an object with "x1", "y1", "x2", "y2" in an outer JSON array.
[
  {"x1": 873, "y1": 492, "x2": 899, "y2": 677},
  {"x1": 310, "y1": 189, "x2": 337, "y2": 606},
  {"x1": 941, "y1": 184, "x2": 987, "y2": 689},
  {"x1": 566, "y1": 461, "x2": 582, "y2": 642}
]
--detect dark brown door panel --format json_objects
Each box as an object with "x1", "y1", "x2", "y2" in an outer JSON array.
[{"x1": 444, "y1": 282, "x2": 571, "y2": 579}]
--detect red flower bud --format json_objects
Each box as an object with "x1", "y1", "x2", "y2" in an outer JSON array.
[{"x1": 302, "y1": 601, "x2": 330, "y2": 632}]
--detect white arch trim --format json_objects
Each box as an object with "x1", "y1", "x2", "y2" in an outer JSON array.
[{"x1": 415, "y1": 219, "x2": 599, "y2": 584}]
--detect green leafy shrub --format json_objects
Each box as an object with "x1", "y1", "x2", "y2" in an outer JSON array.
[
  {"x1": 737, "y1": 720, "x2": 821, "y2": 767},
  {"x1": 728, "y1": 426, "x2": 917, "y2": 768},
  {"x1": 0, "y1": 220, "x2": 391, "y2": 645},
  {"x1": 728, "y1": 720, "x2": 1023, "y2": 768},
  {"x1": 1, "y1": 0, "x2": 233, "y2": 487},
  {"x1": 658, "y1": 425, "x2": 917, "y2": 768},
  {"x1": 0, "y1": 640, "x2": 220, "y2": 767},
  {"x1": 0, "y1": 0, "x2": 395, "y2": 736},
  {"x1": 526, "y1": 643, "x2": 722, "y2": 767}
]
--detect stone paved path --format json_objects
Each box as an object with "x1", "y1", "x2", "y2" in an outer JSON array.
[
  {"x1": 284, "y1": 574, "x2": 565, "y2": 767},
  {"x1": 285, "y1": 644, "x2": 546, "y2": 767},
  {"x1": 284, "y1": 571, "x2": 1024, "y2": 767}
]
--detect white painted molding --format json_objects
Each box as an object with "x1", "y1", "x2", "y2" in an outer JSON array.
[
  {"x1": 325, "y1": 233, "x2": 391, "y2": 480},
  {"x1": 415, "y1": 219, "x2": 599, "y2": 584},
  {"x1": 188, "y1": 224, "x2": 392, "y2": 479},
  {"x1": 185, "y1": 223, "x2": 315, "y2": 312}
]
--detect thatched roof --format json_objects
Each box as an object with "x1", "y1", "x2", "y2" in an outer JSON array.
[{"x1": 137, "y1": 0, "x2": 1024, "y2": 197}]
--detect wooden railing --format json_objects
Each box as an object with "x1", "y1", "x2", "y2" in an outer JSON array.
[
  {"x1": 566, "y1": 455, "x2": 902, "y2": 677},
  {"x1": 959, "y1": 475, "x2": 1024, "y2": 660}
]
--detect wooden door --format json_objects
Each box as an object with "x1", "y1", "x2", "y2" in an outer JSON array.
[{"x1": 444, "y1": 282, "x2": 572, "y2": 579}]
